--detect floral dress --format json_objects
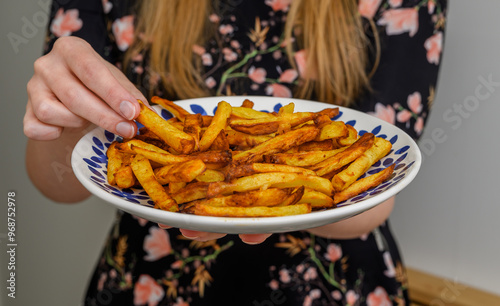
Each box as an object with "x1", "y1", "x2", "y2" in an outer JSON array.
[{"x1": 44, "y1": 0, "x2": 447, "y2": 305}]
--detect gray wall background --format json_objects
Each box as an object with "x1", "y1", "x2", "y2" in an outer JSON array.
[{"x1": 1, "y1": 1, "x2": 499, "y2": 305}]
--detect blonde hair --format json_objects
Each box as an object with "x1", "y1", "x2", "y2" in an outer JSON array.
[{"x1": 125, "y1": 0, "x2": 378, "y2": 106}]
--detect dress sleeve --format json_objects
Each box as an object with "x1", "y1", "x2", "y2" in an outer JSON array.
[
  {"x1": 43, "y1": 0, "x2": 136, "y2": 64},
  {"x1": 357, "y1": 0, "x2": 448, "y2": 141}
]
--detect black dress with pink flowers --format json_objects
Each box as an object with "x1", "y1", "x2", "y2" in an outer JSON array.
[{"x1": 43, "y1": 0, "x2": 447, "y2": 305}]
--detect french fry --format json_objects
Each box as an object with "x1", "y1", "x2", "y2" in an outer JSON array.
[
  {"x1": 298, "y1": 188, "x2": 335, "y2": 209},
  {"x1": 332, "y1": 137, "x2": 392, "y2": 191},
  {"x1": 107, "y1": 141, "x2": 125, "y2": 185},
  {"x1": 151, "y1": 96, "x2": 190, "y2": 121},
  {"x1": 232, "y1": 125, "x2": 320, "y2": 165},
  {"x1": 130, "y1": 154, "x2": 178, "y2": 212},
  {"x1": 154, "y1": 159, "x2": 206, "y2": 185},
  {"x1": 115, "y1": 166, "x2": 137, "y2": 189},
  {"x1": 263, "y1": 148, "x2": 348, "y2": 167},
  {"x1": 199, "y1": 101, "x2": 232, "y2": 152},
  {"x1": 226, "y1": 129, "x2": 272, "y2": 148},
  {"x1": 241, "y1": 99, "x2": 254, "y2": 108},
  {"x1": 337, "y1": 124, "x2": 358, "y2": 147},
  {"x1": 136, "y1": 100, "x2": 195, "y2": 154},
  {"x1": 316, "y1": 121, "x2": 348, "y2": 141},
  {"x1": 195, "y1": 169, "x2": 225, "y2": 182},
  {"x1": 190, "y1": 188, "x2": 298, "y2": 208},
  {"x1": 183, "y1": 113, "x2": 203, "y2": 152},
  {"x1": 207, "y1": 172, "x2": 334, "y2": 198},
  {"x1": 194, "y1": 203, "x2": 312, "y2": 217},
  {"x1": 171, "y1": 182, "x2": 209, "y2": 204},
  {"x1": 208, "y1": 130, "x2": 230, "y2": 151},
  {"x1": 334, "y1": 164, "x2": 395, "y2": 204},
  {"x1": 311, "y1": 133, "x2": 375, "y2": 177},
  {"x1": 225, "y1": 163, "x2": 316, "y2": 181}
]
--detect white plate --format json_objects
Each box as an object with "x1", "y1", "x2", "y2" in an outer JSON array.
[{"x1": 72, "y1": 96, "x2": 421, "y2": 234}]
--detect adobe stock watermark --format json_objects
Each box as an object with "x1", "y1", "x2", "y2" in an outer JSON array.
[
  {"x1": 419, "y1": 73, "x2": 499, "y2": 161},
  {"x1": 429, "y1": 277, "x2": 468, "y2": 306},
  {"x1": 6, "y1": 0, "x2": 70, "y2": 54}
]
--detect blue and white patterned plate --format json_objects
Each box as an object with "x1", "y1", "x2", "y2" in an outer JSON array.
[{"x1": 72, "y1": 96, "x2": 421, "y2": 234}]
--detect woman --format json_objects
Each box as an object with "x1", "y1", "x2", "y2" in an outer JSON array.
[{"x1": 24, "y1": 0, "x2": 447, "y2": 305}]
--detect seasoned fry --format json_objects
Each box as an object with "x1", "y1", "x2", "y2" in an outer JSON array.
[
  {"x1": 183, "y1": 113, "x2": 203, "y2": 152},
  {"x1": 191, "y1": 188, "x2": 297, "y2": 208},
  {"x1": 226, "y1": 129, "x2": 272, "y2": 148},
  {"x1": 130, "y1": 154, "x2": 178, "y2": 212},
  {"x1": 199, "y1": 101, "x2": 232, "y2": 152},
  {"x1": 107, "y1": 141, "x2": 125, "y2": 185},
  {"x1": 332, "y1": 137, "x2": 392, "y2": 191},
  {"x1": 232, "y1": 125, "x2": 320, "y2": 165},
  {"x1": 207, "y1": 172, "x2": 334, "y2": 198},
  {"x1": 136, "y1": 100, "x2": 195, "y2": 154},
  {"x1": 195, "y1": 169, "x2": 225, "y2": 182},
  {"x1": 263, "y1": 148, "x2": 348, "y2": 167},
  {"x1": 154, "y1": 159, "x2": 206, "y2": 185},
  {"x1": 225, "y1": 163, "x2": 316, "y2": 181},
  {"x1": 334, "y1": 164, "x2": 395, "y2": 204},
  {"x1": 311, "y1": 133, "x2": 375, "y2": 177},
  {"x1": 171, "y1": 182, "x2": 209, "y2": 204},
  {"x1": 151, "y1": 96, "x2": 190, "y2": 121},
  {"x1": 298, "y1": 188, "x2": 335, "y2": 209},
  {"x1": 115, "y1": 166, "x2": 137, "y2": 189},
  {"x1": 194, "y1": 203, "x2": 312, "y2": 217}
]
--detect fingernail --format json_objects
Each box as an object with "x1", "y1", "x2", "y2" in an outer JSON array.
[
  {"x1": 116, "y1": 122, "x2": 134, "y2": 138},
  {"x1": 120, "y1": 101, "x2": 136, "y2": 120},
  {"x1": 181, "y1": 229, "x2": 200, "y2": 240}
]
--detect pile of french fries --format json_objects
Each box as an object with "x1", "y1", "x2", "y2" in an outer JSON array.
[{"x1": 106, "y1": 96, "x2": 395, "y2": 218}]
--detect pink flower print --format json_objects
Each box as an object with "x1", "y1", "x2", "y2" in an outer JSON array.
[
  {"x1": 279, "y1": 269, "x2": 291, "y2": 283},
  {"x1": 222, "y1": 48, "x2": 238, "y2": 62},
  {"x1": 346, "y1": 290, "x2": 359, "y2": 305},
  {"x1": 265, "y1": 0, "x2": 293, "y2": 12},
  {"x1": 303, "y1": 295, "x2": 313, "y2": 306},
  {"x1": 201, "y1": 53, "x2": 213, "y2": 66},
  {"x1": 112, "y1": 15, "x2": 135, "y2": 51},
  {"x1": 279, "y1": 69, "x2": 298, "y2": 83},
  {"x1": 97, "y1": 273, "x2": 107, "y2": 291},
  {"x1": 209, "y1": 14, "x2": 220, "y2": 23},
  {"x1": 192, "y1": 44, "x2": 206, "y2": 56},
  {"x1": 133, "y1": 274, "x2": 165, "y2": 306},
  {"x1": 415, "y1": 117, "x2": 424, "y2": 135},
  {"x1": 303, "y1": 267, "x2": 318, "y2": 281},
  {"x1": 171, "y1": 260, "x2": 183, "y2": 269},
  {"x1": 230, "y1": 40, "x2": 241, "y2": 49},
  {"x1": 132, "y1": 215, "x2": 149, "y2": 226},
  {"x1": 428, "y1": 0, "x2": 436, "y2": 14},
  {"x1": 396, "y1": 109, "x2": 412, "y2": 123},
  {"x1": 125, "y1": 272, "x2": 133, "y2": 286},
  {"x1": 269, "y1": 279, "x2": 279, "y2": 290},
  {"x1": 325, "y1": 243, "x2": 342, "y2": 262},
  {"x1": 173, "y1": 297, "x2": 189, "y2": 306},
  {"x1": 266, "y1": 83, "x2": 292, "y2": 98},
  {"x1": 309, "y1": 289, "x2": 321, "y2": 299},
  {"x1": 383, "y1": 251, "x2": 396, "y2": 278},
  {"x1": 205, "y1": 76, "x2": 216, "y2": 89},
  {"x1": 296, "y1": 264, "x2": 305, "y2": 273},
  {"x1": 367, "y1": 286, "x2": 391, "y2": 306},
  {"x1": 424, "y1": 32, "x2": 443, "y2": 65},
  {"x1": 219, "y1": 24, "x2": 234, "y2": 35},
  {"x1": 143, "y1": 227, "x2": 172, "y2": 261},
  {"x1": 358, "y1": 0, "x2": 382, "y2": 19},
  {"x1": 408, "y1": 92, "x2": 423, "y2": 113},
  {"x1": 388, "y1": 0, "x2": 402, "y2": 8},
  {"x1": 377, "y1": 8, "x2": 419, "y2": 37},
  {"x1": 332, "y1": 290, "x2": 342, "y2": 300},
  {"x1": 248, "y1": 66, "x2": 267, "y2": 84},
  {"x1": 369, "y1": 103, "x2": 395, "y2": 125},
  {"x1": 50, "y1": 8, "x2": 83, "y2": 37},
  {"x1": 102, "y1": 0, "x2": 113, "y2": 14}
]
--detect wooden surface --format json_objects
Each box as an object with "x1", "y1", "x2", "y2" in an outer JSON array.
[{"x1": 406, "y1": 267, "x2": 500, "y2": 306}]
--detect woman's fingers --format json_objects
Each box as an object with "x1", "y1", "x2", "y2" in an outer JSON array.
[
  {"x1": 35, "y1": 58, "x2": 137, "y2": 138},
  {"x1": 176, "y1": 228, "x2": 272, "y2": 245},
  {"x1": 23, "y1": 101, "x2": 64, "y2": 140},
  {"x1": 179, "y1": 229, "x2": 227, "y2": 241},
  {"x1": 52, "y1": 37, "x2": 141, "y2": 121},
  {"x1": 239, "y1": 233, "x2": 272, "y2": 245}
]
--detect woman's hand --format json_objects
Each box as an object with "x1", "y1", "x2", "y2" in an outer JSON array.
[
  {"x1": 24, "y1": 36, "x2": 147, "y2": 141},
  {"x1": 158, "y1": 225, "x2": 272, "y2": 245}
]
